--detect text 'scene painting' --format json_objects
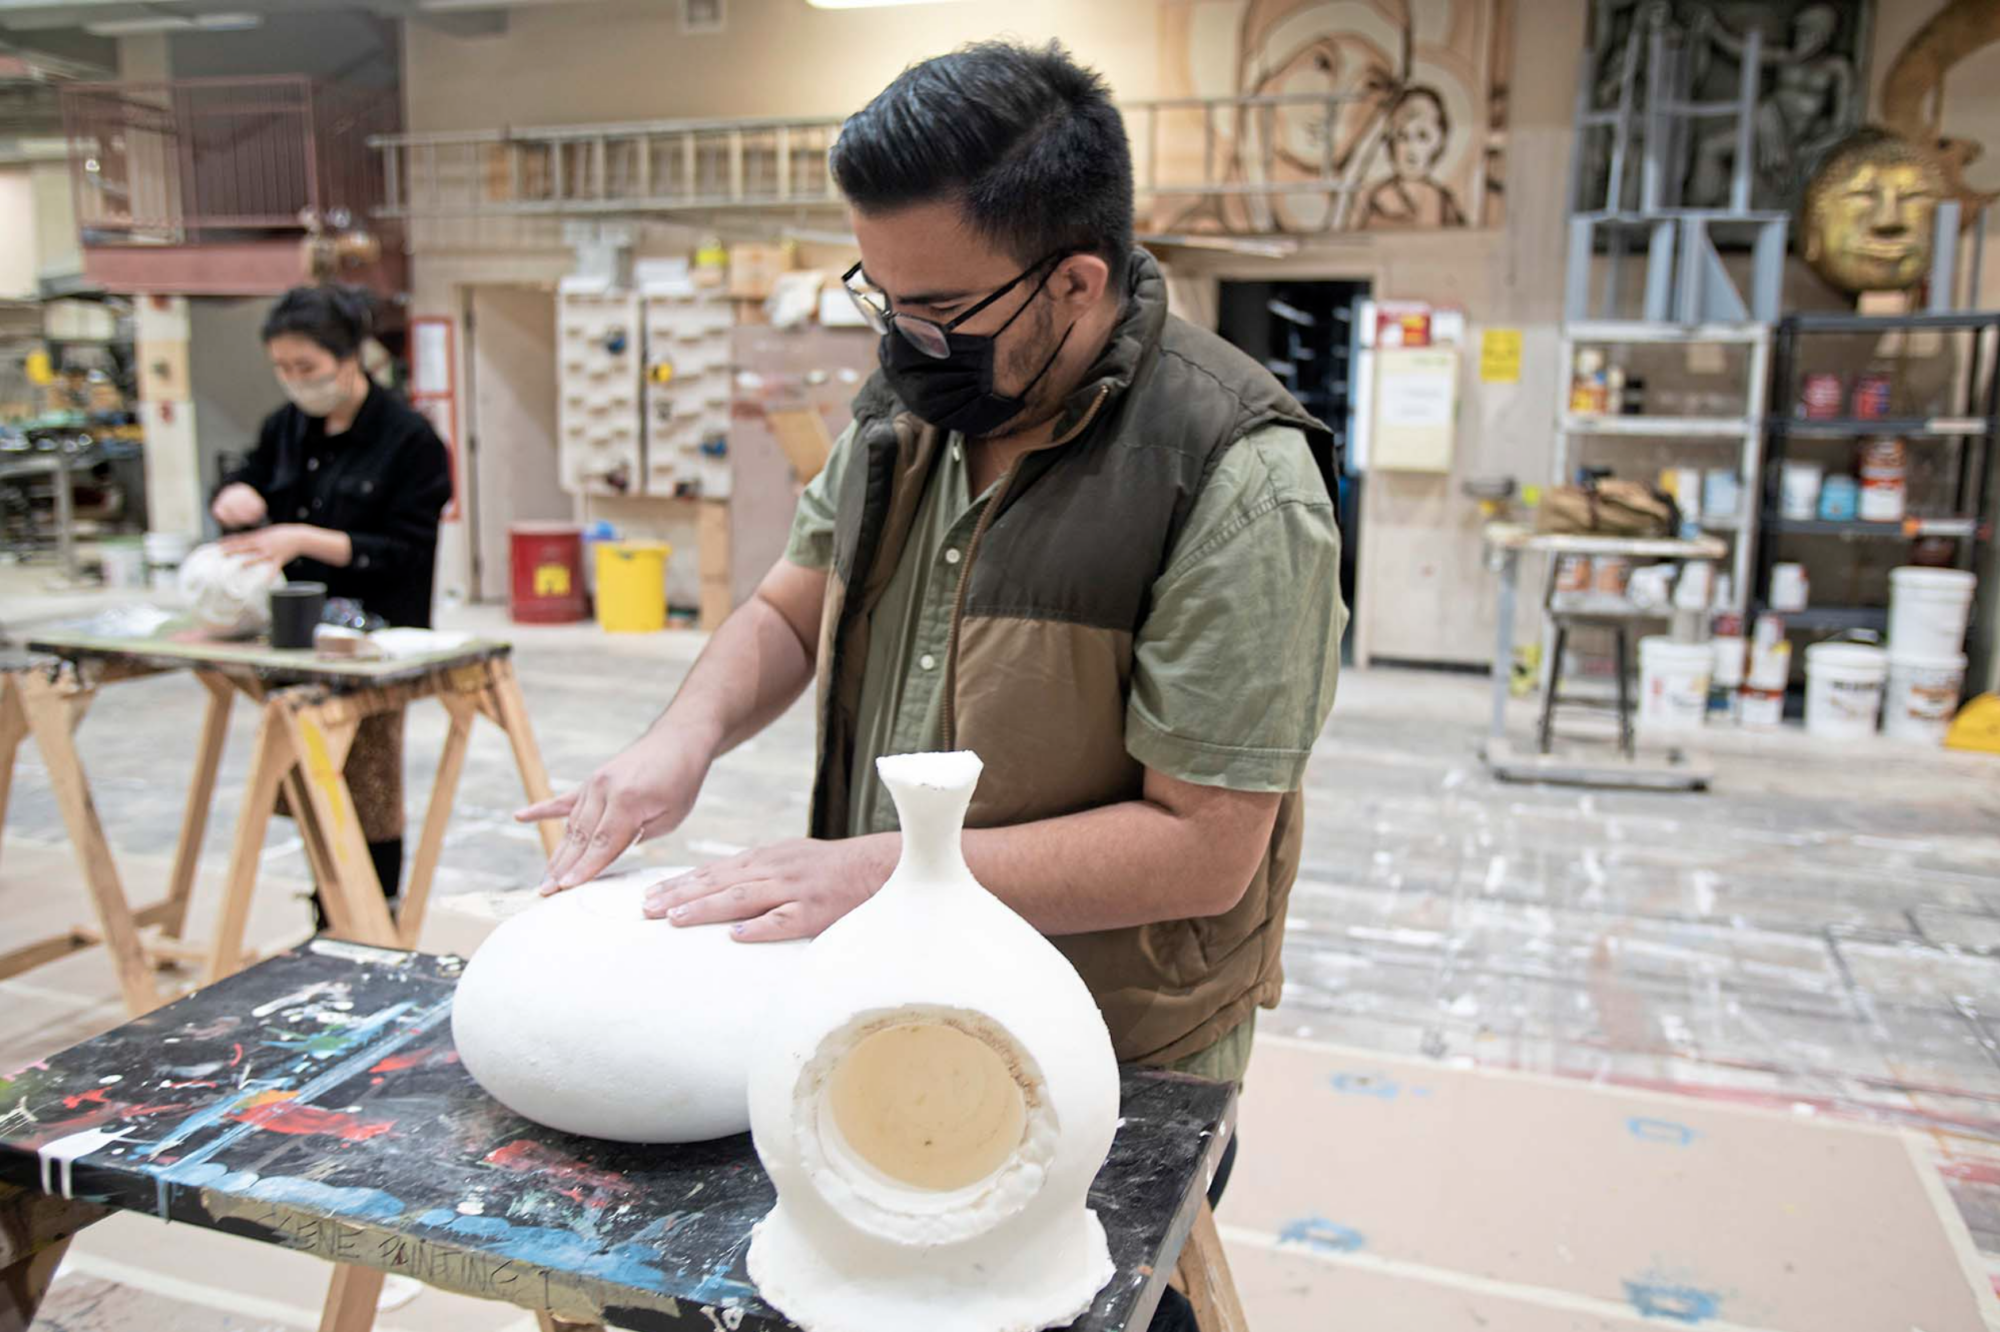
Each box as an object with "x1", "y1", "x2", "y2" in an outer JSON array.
[{"x1": 1153, "y1": 0, "x2": 1511, "y2": 236}]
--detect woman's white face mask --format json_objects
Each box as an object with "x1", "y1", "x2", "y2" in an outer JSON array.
[{"x1": 280, "y1": 370, "x2": 350, "y2": 418}]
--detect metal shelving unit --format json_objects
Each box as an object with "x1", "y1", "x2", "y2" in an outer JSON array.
[
  {"x1": 1554, "y1": 320, "x2": 1770, "y2": 614},
  {"x1": 1755, "y1": 311, "x2": 1999, "y2": 660}
]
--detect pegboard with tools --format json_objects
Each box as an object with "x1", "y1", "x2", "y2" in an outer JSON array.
[
  {"x1": 641, "y1": 280, "x2": 735, "y2": 499},
  {"x1": 556, "y1": 282, "x2": 642, "y2": 496}
]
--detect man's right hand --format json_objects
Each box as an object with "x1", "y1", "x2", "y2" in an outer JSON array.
[
  {"x1": 211, "y1": 483, "x2": 268, "y2": 529},
  {"x1": 516, "y1": 738, "x2": 711, "y2": 894}
]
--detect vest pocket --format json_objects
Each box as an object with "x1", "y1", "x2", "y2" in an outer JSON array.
[{"x1": 1136, "y1": 917, "x2": 1210, "y2": 989}]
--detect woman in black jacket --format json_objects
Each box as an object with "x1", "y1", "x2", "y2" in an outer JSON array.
[{"x1": 212, "y1": 284, "x2": 453, "y2": 922}]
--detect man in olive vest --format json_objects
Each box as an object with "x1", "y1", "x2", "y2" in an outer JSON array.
[{"x1": 522, "y1": 42, "x2": 1344, "y2": 1320}]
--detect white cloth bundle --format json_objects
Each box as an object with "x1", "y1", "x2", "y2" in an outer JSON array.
[{"x1": 177, "y1": 542, "x2": 285, "y2": 638}]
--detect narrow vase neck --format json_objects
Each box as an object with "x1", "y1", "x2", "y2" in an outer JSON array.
[{"x1": 877, "y1": 753, "x2": 982, "y2": 888}]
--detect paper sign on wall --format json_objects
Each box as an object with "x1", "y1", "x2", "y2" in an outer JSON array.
[
  {"x1": 1479, "y1": 328, "x2": 1521, "y2": 383},
  {"x1": 1372, "y1": 347, "x2": 1459, "y2": 473}
]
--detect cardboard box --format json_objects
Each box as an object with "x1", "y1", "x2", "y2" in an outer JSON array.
[{"x1": 727, "y1": 243, "x2": 796, "y2": 301}]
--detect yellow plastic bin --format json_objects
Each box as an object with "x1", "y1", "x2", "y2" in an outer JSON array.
[{"x1": 594, "y1": 540, "x2": 672, "y2": 633}]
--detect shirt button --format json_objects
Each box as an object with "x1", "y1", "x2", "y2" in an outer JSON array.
[
  {"x1": 919, "y1": 654, "x2": 937, "y2": 671},
  {"x1": 296, "y1": 506, "x2": 308, "y2": 518},
  {"x1": 311, "y1": 499, "x2": 322, "y2": 510},
  {"x1": 307, "y1": 458, "x2": 319, "y2": 471},
  {"x1": 944, "y1": 548, "x2": 961, "y2": 565}
]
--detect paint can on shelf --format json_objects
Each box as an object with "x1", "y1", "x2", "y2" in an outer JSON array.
[
  {"x1": 1851, "y1": 372, "x2": 1891, "y2": 419},
  {"x1": 1779, "y1": 462, "x2": 1824, "y2": 520},
  {"x1": 1817, "y1": 475, "x2": 1858, "y2": 521},
  {"x1": 1799, "y1": 373, "x2": 1842, "y2": 419},
  {"x1": 1768, "y1": 562, "x2": 1809, "y2": 612},
  {"x1": 1883, "y1": 651, "x2": 1967, "y2": 745},
  {"x1": 1803, "y1": 642, "x2": 1888, "y2": 740},
  {"x1": 1858, "y1": 438, "x2": 1906, "y2": 522},
  {"x1": 1555, "y1": 554, "x2": 1592, "y2": 593},
  {"x1": 1702, "y1": 468, "x2": 1741, "y2": 523},
  {"x1": 1639, "y1": 637, "x2": 1713, "y2": 733},
  {"x1": 1888, "y1": 566, "x2": 1976, "y2": 657}
]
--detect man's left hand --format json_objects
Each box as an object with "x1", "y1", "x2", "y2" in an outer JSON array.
[
  {"x1": 220, "y1": 524, "x2": 306, "y2": 568},
  {"x1": 643, "y1": 835, "x2": 899, "y2": 942}
]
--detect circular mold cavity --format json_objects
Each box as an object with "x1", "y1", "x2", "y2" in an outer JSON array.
[
  {"x1": 824, "y1": 1020, "x2": 1029, "y2": 1192},
  {"x1": 795, "y1": 1005, "x2": 1058, "y2": 1244}
]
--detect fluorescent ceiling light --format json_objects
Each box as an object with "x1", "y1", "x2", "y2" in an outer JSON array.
[
  {"x1": 805, "y1": 0, "x2": 972, "y2": 8},
  {"x1": 85, "y1": 12, "x2": 262, "y2": 35}
]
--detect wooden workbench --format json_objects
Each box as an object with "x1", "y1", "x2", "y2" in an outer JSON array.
[
  {"x1": 0, "y1": 621, "x2": 562, "y2": 1015},
  {"x1": 0, "y1": 943, "x2": 1242, "y2": 1332}
]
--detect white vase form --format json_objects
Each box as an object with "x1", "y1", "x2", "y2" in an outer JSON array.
[
  {"x1": 451, "y1": 873, "x2": 807, "y2": 1143},
  {"x1": 746, "y1": 752, "x2": 1119, "y2": 1332}
]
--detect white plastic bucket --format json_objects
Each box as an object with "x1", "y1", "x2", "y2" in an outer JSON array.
[
  {"x1": 99, "y1": 540, "x2": 147, "y2": 590},
  {"x1": 1884, "y1": 651, "x2": 1967, "y2": 746},
  {"x1": 1639, "y1": 637, "x2": 1712, "y2": 733},
  {"x1": 1889, "y1": 567, "x2": 1976, "y2": 658},
  {"x1": 1803, "y1": 642, "x2": 1888, "y2": 740},
  {"x1": 144, "y1": 530, "x2": 195, "y2": 572}
]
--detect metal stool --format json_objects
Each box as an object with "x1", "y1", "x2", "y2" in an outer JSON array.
[{"x1": 1538, "y1": 614, "x2": 1636, "y2": 759}]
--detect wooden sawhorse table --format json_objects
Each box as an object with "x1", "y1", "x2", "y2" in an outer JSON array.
[
  {"x1": 0, "y1": 944, "x2": 1246, "y2": 1332},
  {"x1": 0, "y1": 630, "x2": 563, "y2": 1014}
]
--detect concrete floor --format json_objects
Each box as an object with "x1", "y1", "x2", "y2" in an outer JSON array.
[{"x1": 5, "y1": 571, "x2": 2000, "y2": 1329}]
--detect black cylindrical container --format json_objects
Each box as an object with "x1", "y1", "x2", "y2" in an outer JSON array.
[{"x1": 270, "y1": 582, "x2": 328, "y2": 651}]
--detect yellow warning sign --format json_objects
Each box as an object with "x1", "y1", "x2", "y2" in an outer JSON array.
[{"x1": 1479, "y1": 328, "x2": 1521, "y2": 384}]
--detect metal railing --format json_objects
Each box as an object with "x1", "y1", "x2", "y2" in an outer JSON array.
[
  {"x1": 367, "y1": 91, "x2": 1373, "y2": 234},
  {"x1": 60, "y1": 76, "x2": 397, "y2": 244}
]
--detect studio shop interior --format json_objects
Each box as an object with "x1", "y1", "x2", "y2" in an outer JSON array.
[{"x1": 3, "y1": 2, "x2": 2000, "y2": 1331}]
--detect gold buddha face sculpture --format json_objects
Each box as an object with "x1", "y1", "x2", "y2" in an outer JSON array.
[{"x1": 1802, "y1": 128, "x2": 1947, "y2": 294}]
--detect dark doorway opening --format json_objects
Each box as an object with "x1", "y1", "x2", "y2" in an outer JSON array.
[{"x1": 1217, "y1": 279, "x2": 1368, "y2": 662}]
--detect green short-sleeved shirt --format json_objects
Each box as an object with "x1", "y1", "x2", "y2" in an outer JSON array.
[{"x1": 785, "y1": 421, "x2": 1343, "y2": 1082}]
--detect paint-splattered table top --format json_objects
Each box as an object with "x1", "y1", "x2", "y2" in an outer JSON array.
[
  {"x1": 24, "y1": 618, "x2": 510, "y2": 690},
  {"x1": 0, "y1": 940, "x2": 1235, "y2": 1330}
]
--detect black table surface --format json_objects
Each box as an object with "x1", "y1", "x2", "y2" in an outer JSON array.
[{"x1": 0, "y1": 942, "x2": 1234, "y2": 1330}]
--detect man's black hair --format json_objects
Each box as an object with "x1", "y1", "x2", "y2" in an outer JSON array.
[
  {"x1": 830, "y1": 40, "x2": 1135, "y2": 281},
  {"x1": 261, "y1": 284, "x2": 373, "y2": 360}
]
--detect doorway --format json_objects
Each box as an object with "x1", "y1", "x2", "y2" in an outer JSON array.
[
  {"x1": 464, "y1": 285, "x2": 567, "y2": 604},
  {"x1": 1217, "y1": 279, "x2": 1367, "y2": 661}
]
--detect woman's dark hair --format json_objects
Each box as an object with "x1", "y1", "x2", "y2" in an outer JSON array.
[
  {"x1": 261, "y1": 284, "x2": 373, "y2": 360},
  {"x1": 830, "y1": 40, "x2": 1135, "y2": 279}
]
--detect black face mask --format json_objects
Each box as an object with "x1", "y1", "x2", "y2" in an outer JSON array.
[{"x1": 878, "y1": 272, "x2": 1075, "y2": 438}]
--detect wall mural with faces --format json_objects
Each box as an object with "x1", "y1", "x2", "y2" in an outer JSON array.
[
  {"x1": 1576, "y1": 0, "x2": 1870, "y2": 217},
  {"x1": 1152, "y1": 0, "x2": 1511, "y2": 235}
]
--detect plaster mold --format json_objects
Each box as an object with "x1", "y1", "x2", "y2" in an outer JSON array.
[
  {"x1": 747, "y1": 751, "x2": 1118, "y2": 1332},
  {"x1": 451, "y1": 873, "x2": 807, "y2": 1143}
]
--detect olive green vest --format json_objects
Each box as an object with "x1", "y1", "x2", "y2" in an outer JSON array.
[{"x1": 810, "y1": 250, "x2": 1335, "y2": 1065}]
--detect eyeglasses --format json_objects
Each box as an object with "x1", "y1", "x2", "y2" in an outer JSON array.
[{"x1": 841, "y1": 250, "x2": 1073, "y2": 359}]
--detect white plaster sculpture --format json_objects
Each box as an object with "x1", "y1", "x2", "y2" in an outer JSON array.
[
  {"x1": 451, "y1": 872, "x2": 807, "y2": 1143},
  {"x1": 176, "y1": 542, "x2": 284, "y2": 638},
  {"x1": 747, "y1": 752, "x2": 1119, "y2": 1332}
]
